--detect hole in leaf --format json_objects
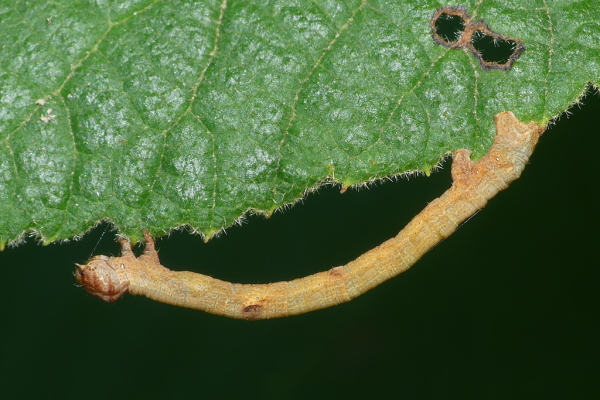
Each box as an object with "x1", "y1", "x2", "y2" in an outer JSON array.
[
  {"x1": 434, "y1": 13, "x2": 467, "y2": 43},
  {"x1": 430, "y1": 6, "x2": 524, "y2": 70},
  {"x1": 471, "y1": 30, "x2": 523, "y2": 69}
]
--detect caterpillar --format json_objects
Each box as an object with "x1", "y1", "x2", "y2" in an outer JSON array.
[{"x1": 75, "y1": 112, "x2": 544, "y2": 320}]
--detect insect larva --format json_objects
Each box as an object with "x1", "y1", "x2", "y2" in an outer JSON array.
[{"x1": 75, "y1": 112, "x2": 544, "y2": 320}]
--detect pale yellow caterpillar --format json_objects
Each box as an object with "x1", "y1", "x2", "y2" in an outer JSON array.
[{"x1": 75, "y1": 112, "x2": 544, "y2": 320}]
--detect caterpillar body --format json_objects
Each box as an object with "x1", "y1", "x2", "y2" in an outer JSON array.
[{"x1": 76, "y1": 112, "x2": 544, "y2": 320}]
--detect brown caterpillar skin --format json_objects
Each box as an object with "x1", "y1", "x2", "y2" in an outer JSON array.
[{"x1": 75, "y1": 112, "x2": 544, "y2": 320}]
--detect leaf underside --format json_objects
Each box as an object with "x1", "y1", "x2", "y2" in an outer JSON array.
[{"x1": 0, "y1": 0, "x2": 598, "y2": 247}]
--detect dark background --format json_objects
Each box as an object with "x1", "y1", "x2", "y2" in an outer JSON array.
[{"x1": 0, "y1": 88, "x2": 598, "y2": 399}]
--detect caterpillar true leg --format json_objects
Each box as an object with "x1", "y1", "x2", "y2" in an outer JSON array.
[{"x1": 75, "y1": 112, "x2": 545, "y2": 320}]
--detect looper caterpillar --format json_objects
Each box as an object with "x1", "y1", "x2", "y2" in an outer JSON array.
[{"x1": 76, "y1": 112, "x2": 544, "y2": 320}]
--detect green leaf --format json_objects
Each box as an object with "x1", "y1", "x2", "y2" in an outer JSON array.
[{"x1": 1, "y1": 0, "x2": 598, "y2": 247}]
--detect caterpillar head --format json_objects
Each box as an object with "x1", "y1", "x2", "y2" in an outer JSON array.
[{"x1": 75, "y1": 256, "x2": 130, "y2": 302}]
